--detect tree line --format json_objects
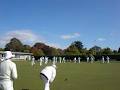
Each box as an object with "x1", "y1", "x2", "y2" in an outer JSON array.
[{"x1": 1, "y1": 38, "x2": 120, "y2": 57}]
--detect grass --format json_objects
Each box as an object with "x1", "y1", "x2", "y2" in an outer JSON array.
[{"x1": 14, "y1": 61, "x2": 120, "y2": 90}]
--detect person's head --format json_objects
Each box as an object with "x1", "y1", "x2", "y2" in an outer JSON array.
[
  {"x1": 52, "y1": 64, "x2": 57, "y2": 69},
  {"x1": 5, "y1": 51, "x2": 15, "y2": 60}
]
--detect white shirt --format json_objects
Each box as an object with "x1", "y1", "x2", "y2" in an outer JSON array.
[
  {"x1": 0, "y1": 59, "x2": 18, "y2": 81},
  {"x1": 41, "y1": 66, "x2": 56, "y2": 83}
]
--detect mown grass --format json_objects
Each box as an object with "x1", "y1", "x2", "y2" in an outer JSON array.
[{"x1": 14, "y1": 61, "x2": 120, "y2": 90}]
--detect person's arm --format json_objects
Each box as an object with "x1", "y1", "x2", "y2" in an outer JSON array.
[{"x1": 11, "y1": 63, "x2": 18, "y2": 80}]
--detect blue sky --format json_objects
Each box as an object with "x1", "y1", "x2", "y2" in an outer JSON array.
[{"x1": 0, "y1": 0, "x2": 120, "y2": 50}]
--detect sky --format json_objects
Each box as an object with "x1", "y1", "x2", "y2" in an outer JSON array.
[{"x1": 0, "y1": 0, "x2": 120, "y2": 50}]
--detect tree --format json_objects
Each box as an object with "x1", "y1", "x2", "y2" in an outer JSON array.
[
  {"x1": 64, "y1": 45, "x2": 80, "y2": 55},
  {"x1": 23, "y1": 45, "x2": 31, "y2": 53},
  {"x1": 32, "y1": 42, "x2": 60, "y2": 56},
  {"x1": 118, "y1": 47, "x2": 120, "y2": 53},
  {"x1": 113, "y1": 50, "x2": 118, "y2": 54},
  {"x1": 71, "y1": 41, "x2": 83, "y2": 50},
  {"x1": 4, "y1": 38, "x2": 23, "y2": 52},
  {"x1": 102, "y1": 47, "x2": 112, "y2": 55},
  {"x1": 89, "y1": 45, "x2": 102, "y2": 55},
  {"x1": 31, "y1": 47, "x2": 44, "y2": 56},
  {"x1": 49, "y1": 47, "x2": 60, "y2": 56},
  {"x1": 0, "y1": 48, "x2": 4, "y2": 51}
]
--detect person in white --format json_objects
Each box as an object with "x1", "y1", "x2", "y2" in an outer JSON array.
[
  {"x1": 74, "y1": 57, "x2": 77, "y2": 63},
  {"x1": 102, "y1": 56, "x2": 105, "y2": 63},
  {"x1": 52, "y1": 56, "x2": 56, "y2": 65},
  {"x1": 86, "y1": 56, "x2": 89, "y2": 63},
  {"x1": 31, "y1": 56, "x2": 35, "y2": 66},
  {"x1": 90, "y1": 56, "x2": 94, "y2": 63},
  {"x1": 45, "y1": 57, "x2": 49, "y2": 64},
  {"x1": 40, "y1": 64, "x2": 57, "y2": 90},
  {"x1": 59, "y1": 57, "x2": 62, "y2": 63},
  {"x1": 0, "y1": 51, "x2": 18, "y2": 90},
  {"x1": 78, "y1": 57, "x2": 81, "y2": 63},
  {"x1": 62, "y1": 57, "x2": 66, "y2": 63},
  {"x1": 106, "y1": 56, "x2": 110, "y2": 63},
  {"x1": 40, "y1": 57, "x2": 43, "y2": 66}
]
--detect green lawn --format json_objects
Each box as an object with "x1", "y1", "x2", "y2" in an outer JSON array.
[{"x1": 14, "y1": 61, "x2": 120, "y2": 90}]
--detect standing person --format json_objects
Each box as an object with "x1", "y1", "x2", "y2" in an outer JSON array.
[
  {"x1": 90, "y1": 56, "x2": 94, "y2": 63},
  {"x1": 40, "y1": 64, "x2": 57, "y2": 90},
  {"x1": 106, "y1": 56, "x2": 110, "y2": 63},
  {"x1": 59, "y1": 57, "x2": 62, "y2": 63},
  {"x1": 40, "y1": 57, "x2": 43, "y2": 66},
  {"x1": 74, "y1": 57, "x2": 77, "y2": 63},
  {"x1": 31, "y1": 56, "x2": 35, "y2": 66},
  {"x1": 86, "y1": 56, "x2": 89, "y2": 63},
  {"x1": 78, "y1": 57, "x2": 81, "y2": 63},
  {"x1": 0, "y1": 51, "x2": 18, "y2": 90},
  {"x1": 52, "y1": 56, "x2": 56, "y2": 65},
  {"x1": 45, "y1": 57, "x2": 49, "y2": 65},
  {"x1": 62, "y1": 57, "x2": 66, "y2": 63},
  {"x1": 102, "y1": 56, "x2": 105, "y2": 63}
]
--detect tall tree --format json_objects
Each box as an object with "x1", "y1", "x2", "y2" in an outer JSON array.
[
  {"x1": 31, "y1": 47, "x2": 44, "y2": 56},
  {"x1": 64, "y1": 45, "x2": 80, "y2": 55},
  {"x1": 89, "y1": 45, "x2": 102, "y2": 55},
  {"x1": 102, "y1": 47, "x2": 112, "y2": 55},
  {"x1": 118, "y1": 47, "x2": 120, "y2": 53},
  {"x1": 49, "y1": 47, "x2": 60, "y2": 56},
  {"x1": 23, "y1": 45, "x2": 31, "y2": 53},
  {"x1": 71, "y1": 41, "x2": 83, "y2": 50},
  {"x1": 4, "y1": 38, "x2": 23, "y2": 52},
  {"x1": 32, "y1": 42, "x2": 60, "y2": 56}
]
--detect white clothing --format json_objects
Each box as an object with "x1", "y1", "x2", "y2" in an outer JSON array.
[
  {"x1": 40, "y1": 65, "x2": 56, "y2": 83},
  {"x1": 31, "y1": 57, "x2": 35, "y2": 66},
  {"x1": 0, "y1": 80, "x2": 13, "y2": 90},
  {"x1": 40, "y1": 58, "x2": 43, "y2": 66},
  {"x1": 106, "y1": 56, "x2": 110, "y2": 63},
  {"x1": 0, "y1": 60, "x2": 17, "y2": 90},
  {"x1": 78, "y1": 57, "x2": 81, "y2": 63},
  {"x1": 40, "y1": 65, "x2": 56, "y2": 90},
  {"x1": 102, "y1": 56, "x2": 105, "y2": 63},
  {"x1": 40, "y1": 74, "x2": 50, "y2": 90}
]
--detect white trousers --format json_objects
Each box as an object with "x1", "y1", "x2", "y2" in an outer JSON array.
[
  {"x1": 0, "y1": 80, "x2": 13, "y2": 90},
  {"x1": 40, "y1": 74, "x2": 50, "y2": 90}
]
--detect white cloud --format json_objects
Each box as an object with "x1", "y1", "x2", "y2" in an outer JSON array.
[
  {"x1": 0, "y1": 30, "x2": 64, "y2": 49},
  {"x1": 46, "y1": 42, "x2": 62, "y2": 49},
  {"x1": 97, "y1": 38, "x2": 106, "y2": 42},
  {"x1": 61, "y1": 33, "x2": 80, "y2": 40},
  {"x1": 0, "y1": 30, "x2": 45, "y2": 47}
]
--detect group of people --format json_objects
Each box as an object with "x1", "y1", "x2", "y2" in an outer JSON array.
[
  {"x1": 0, "y1": 51, "x2": 57, "y2": 90},
  {"x1": 31, "y1": 55, "x2": 110, "y2": 66}
]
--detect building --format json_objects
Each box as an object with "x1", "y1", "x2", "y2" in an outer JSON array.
[{"x1": 0, "y1": 51, "x2": 32, "y2": 60}]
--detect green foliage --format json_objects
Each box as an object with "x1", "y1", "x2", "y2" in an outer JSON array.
[
  {"x1": 49, "y1": 47, "x2": 60, "y2": 56},
  {"x1": 64, "y1": 45, "x2": 80, "y2": 55},
  {"x1": 32, "y1": 42, "x2": 61, "y2": 56},
  {"x1": 4, "y1": 38, "x2": 23, "y2": 52},
  {"x1": 2, "y1": 38, "x2": 120, "y2": 56},
  {"x1": 118, "y1": 47, "x2": 120, "y2": 53},
  {"x1": 31, "y1": 47, "x2": 44, "y2": 56},
  {"x1": 102, "y1": 47, "x2": 112, "y2": 55},
  {"x1": 71, "y1": 40, "x2": 83, "y2": 50},
  {"x1": 23, "y1": 45, "x2": 31, "y2": 53},
  {"x1": 89, "y1": 45, "x2": 102, "y2": 55}
]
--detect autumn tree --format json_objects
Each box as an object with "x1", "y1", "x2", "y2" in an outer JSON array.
[
  {"x1": 64, "y1": 44, "x2": 80, "y2": 55},
  {"x1": 4, "y1": 38, "x2": 23, "y2": 52}
]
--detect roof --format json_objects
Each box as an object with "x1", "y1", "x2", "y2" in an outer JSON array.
[{"x1": 0, "y1": 51, "x2": 33, "y2": 55}]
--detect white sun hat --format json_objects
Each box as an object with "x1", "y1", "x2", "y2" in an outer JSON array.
[
  {"x1": 5, "y1": 51, "x2": 15, "y2": 59},
  {"x1": 52, "y1": 64, "x2": 57, "y2": 69}
]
